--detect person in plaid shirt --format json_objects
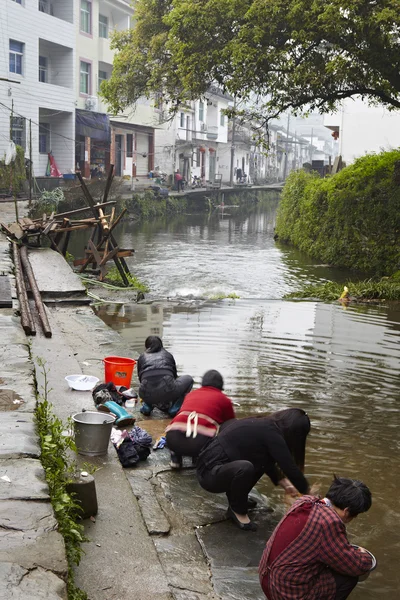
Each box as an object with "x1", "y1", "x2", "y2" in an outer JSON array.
[{"x1": 259, "y1": 477, "x2": 373, "y2": 600}]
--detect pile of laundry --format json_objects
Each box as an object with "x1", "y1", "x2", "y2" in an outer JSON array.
[
  {"x1": 92, "y1": 381, "x2": 153, "y2": 468},
  {"x1": 111, "y1": 427, "x2": 153, "y2": 468}
]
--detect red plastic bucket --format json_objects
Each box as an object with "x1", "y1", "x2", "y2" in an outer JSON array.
[{"x1": 103, "y1": 356, "x2": 136, "y2": 388}]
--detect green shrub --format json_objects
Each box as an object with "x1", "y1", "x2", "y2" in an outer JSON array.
[
  {"x1": 0, "y1": 145, "x2": 25, "y2": 192},
  {"x1": 275, "y1": 151, "x2": 400, "y2": 275}
]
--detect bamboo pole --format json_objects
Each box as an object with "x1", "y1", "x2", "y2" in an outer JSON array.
[
  {"x1": 20, "y1": 245, "x2": 52, "y2": 338},
  {"x1": 12, "y1": 242, "x2": 35, "y2": 335}
]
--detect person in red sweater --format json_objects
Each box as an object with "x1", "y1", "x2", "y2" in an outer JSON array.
[
  {"x1": 259, "y1": 477, "x2": 374, "y2": 600},
  {"x1": 165, "y1": 370, "x2": 235, "y2": 469}
]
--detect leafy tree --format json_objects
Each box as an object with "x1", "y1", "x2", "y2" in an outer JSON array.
[{"x1": 101, "y1": 0, "x2": 400, "y2": 122}]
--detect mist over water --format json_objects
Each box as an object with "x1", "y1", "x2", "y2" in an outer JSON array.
[{"x1": 89, "y1": 198, "x2": 400, "y2": 598}]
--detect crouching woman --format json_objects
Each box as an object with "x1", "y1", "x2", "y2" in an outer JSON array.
[
  {"x1": 259, "y1": 477, "x2": 374, "y2": 600},
  {"x1": 196, "y1": 408, "x2": 311, "y2": 531},
  {"x1": 165, "y1": 369, "x2": 235, "y2": 469},
  {"x1": 137, "y1": 336, "x2": 193, "y2": 417}
]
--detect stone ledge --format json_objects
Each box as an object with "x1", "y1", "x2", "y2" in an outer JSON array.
[
  {"x1": 0, "y1": 500, "x2": 67, "y2": 576},
  {"x1": 0, "y1": 562, "x2": 67, "y2": 600},
  {"x1": 0, "y1": 413, "x2": 40, "y2": 459},
  {"x1": 0, "y1": 458, "x2": 49, "y2": 501}
]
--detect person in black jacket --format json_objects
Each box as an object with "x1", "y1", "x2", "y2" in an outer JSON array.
[
  {"x1": 196, "y1": 408, "x2": 311, "y2": 531},
  {"x1": 137, "y1": 336, "x2": 193, "y2": 417}
]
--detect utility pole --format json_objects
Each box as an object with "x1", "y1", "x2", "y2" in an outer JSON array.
[
  {"x1": 310, "y1": 128, "x2": 314, "y2": 163},
  {"x1": 229, "y1": 98, "x2": 237, "y2": 186},
  {"x1": 282, "y1": 112, "x2": 290, "y2": 180},
  {"x1": 9, "y1": 100, "x2": 19, "y2": 222},
  {"x1": 29, "y1": 119, "x2": 32, "y2": 206}
]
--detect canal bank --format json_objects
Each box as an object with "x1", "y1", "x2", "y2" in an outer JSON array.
[
  {"x1": 0, "y1": 203, "x2": 278, "y2": 600},
  {"x1": 2, "y1": 199, "x2": 399, "y2": 599}
]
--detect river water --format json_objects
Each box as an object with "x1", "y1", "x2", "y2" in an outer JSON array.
[{"x1": 92, "y1": 197, "x2": 399, "y2": 599}]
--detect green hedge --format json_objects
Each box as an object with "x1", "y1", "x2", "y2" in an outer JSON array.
[{"x1": 275, "y1": 151, "x2": 400, "y2": 275}]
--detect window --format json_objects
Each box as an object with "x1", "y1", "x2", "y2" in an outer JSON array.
[
  {"x1": 80, "y1": 61, "x2": 91, "y2": 94},
  {"x1": 80, "y1": 0, "x2": 91, "y2": 34},
  {"x1": 39, "y1": 0, "x2": 51, "y2": 13},
  {"x1": 98, "y1": 69, "x2": 107, "y2": 90},
  {"x1": 199, "y1": 101, "x2": 204, "y2": 122},
  {"x1": 39, "y1": 123, "x2": 50, "y2": 153},
  {"x1": 180, "y1": 112, "x2": 185, "y2": 128},
  {"x1": 99, "y1": 14, "x2": 108, "y2": 38},
  {"x1": 220, "y1": 111, "x2": 225, "y2": 126},
  {"x1": 9, "y1": 40, "x2": 23, "y2": 75},
  {"x1": 126, "y1": 134, "x2": 133, "y2": 158},
  {"x1": 11, "y1": 117, "x2": 26, "y2": 149},
  {"x1": 39, "y1": 56, "x2": 47, "y2": 83}
]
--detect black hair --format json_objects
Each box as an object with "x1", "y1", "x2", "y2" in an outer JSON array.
[
  {"x1": 144, "y1": 335, "x2": 163, "y2": 353},
  {"x1": 268, "y1": 408, "x2": 311, "y2": 471},
  {"x1": 202, "y1": 370, "x2": 224, "y2": 390},
  {"x1": 326, "y1": 476, "x2": 372, "y2": 517}
]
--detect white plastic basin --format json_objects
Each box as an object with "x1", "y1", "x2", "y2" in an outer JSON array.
[{"x1": 65, "y1": 375, "x2": 100, "y2": 391}]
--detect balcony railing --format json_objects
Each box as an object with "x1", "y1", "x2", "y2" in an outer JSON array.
[{"x1": 206, "y1": 125, "x2": 218, "y2": 140}]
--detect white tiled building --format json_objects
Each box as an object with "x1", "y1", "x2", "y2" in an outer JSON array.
[
  {"x1": 75, "y1": 0, "x2": 157, "y2": 178},
  {"x1": 0, "y1": 0, "x2": 76, "y2": 177}
]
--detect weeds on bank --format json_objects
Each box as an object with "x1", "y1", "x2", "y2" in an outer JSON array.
[
  {"x1": 104, "y1": 266, "x2": 150, "y2": 292},
  {"x1": 209, "y1": 292, "x2": 240, "y2": 300},
  {"x1": 285, "y1": 274, "x2": 400, "y2": 302},
  {"x1": 34, "y1": 358, "x2": 88, "y2": 600}
]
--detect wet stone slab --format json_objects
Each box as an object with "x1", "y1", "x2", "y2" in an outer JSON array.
[
  {"x1": 0, "y1": 459, "x2": 49, "y2": 501},
  {"x1": 0, "y1": 563, "x2": 67, "y2": 600},
  {"x1": 0, "y1": 500, "x2": 68, "y2": 575},
  {"x1": 126, "y1": 471, "x2": 170, "y2": 535},
  {"x1": 28, "y1": 248, "x2": 86, "y2": 296},
  {"x1": 154, "y1": 533, "x2": 214, "y2": 595},
  {"x1": 0, "y1": 314, "x2": 36, "y2": 412},
  {"x1": 196, "y1": 511, "x2": 278, "y2": 600},
  {"x1": 156, "y1": 469, "x2": 229, "y2": 527},
  {"x1": 171, "y1": 590, "x2": 218, "y2": 600},
  {"x1": 0, "y1": 412, "x2": 40, "y2": 459}
]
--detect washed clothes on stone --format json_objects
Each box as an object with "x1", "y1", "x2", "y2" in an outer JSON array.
[
  {"x1": 259, "y1": 496, "x2": 373, "y2": 600},
  {"x1": 165, "y1": 386, "x2": 236, "y2": 458},
  {"x1": 137, "y1": 347, "x2": 193, "y2": 415},
  {"x1": 196, "y1": 417, "x2": 309, "y2": 515}
]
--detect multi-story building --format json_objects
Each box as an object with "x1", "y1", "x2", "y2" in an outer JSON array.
[
  {"x1": 0, "y1": 0, "x2": 76, "y2": 178},
  {"x1": 154, "y1": 87, "x2": 231, "y2": 185},
  {"x1": 75, "y1": 0, "x2": 157, "y2": 179}
]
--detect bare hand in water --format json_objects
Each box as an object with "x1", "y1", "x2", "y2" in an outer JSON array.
[{"x1": 279, "y1": 478, "x2": 299, "y2": 497}]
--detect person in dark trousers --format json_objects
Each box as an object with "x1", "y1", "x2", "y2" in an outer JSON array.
[
  {"x1": 175, "y1": 169, "x2": 184, "y2": 191},
  {"x1": 259, "y1": 477, "x2": 374, "y2": 600},
  {"x1": 137, "y1": 336, "x2": 193, "y2": 417},
  {"x1": 196, "y1": 408, "x2": 311, "y2": 531},
  {"x1": 165, "y1": 370, "x2": 236, "y2": 469}
]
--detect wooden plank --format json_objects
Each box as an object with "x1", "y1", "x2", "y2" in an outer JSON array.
[
  {"x1": 102, "y1": 164, "x2": 115, "y2": 203},
  {"x1": 12, "y1": 243, "x2": 35, "y2": 335},
  {"x1": 73, "y1": 250, "x2": 132, "y2": 266},
  {"x1": 20, "y1": 246, "x2": 52, "y2": 338},
  {"x1": 43, "y1": 220, "x2": 56, "y2": 236},
  {"x1": 88, "y1": 240, "x2": 107, "y2": 279},
  {"x1": 31, "y1": 201, "x2": 116, "y2": 221},
  {"x1": 0, "y1": 275, "x2": 12, "y2": 308},
  {"x1": 7, "y1": 222, "x2": 24, "y2": 240}
]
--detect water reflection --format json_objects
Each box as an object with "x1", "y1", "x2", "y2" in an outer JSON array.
[{"x1": 92, "y1": 201, "x2": 400, "y2": 599}]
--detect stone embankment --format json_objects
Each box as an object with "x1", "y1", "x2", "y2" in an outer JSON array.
[{"x1": 0, "y1": 201, "x2": 279, "y2": 600}]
